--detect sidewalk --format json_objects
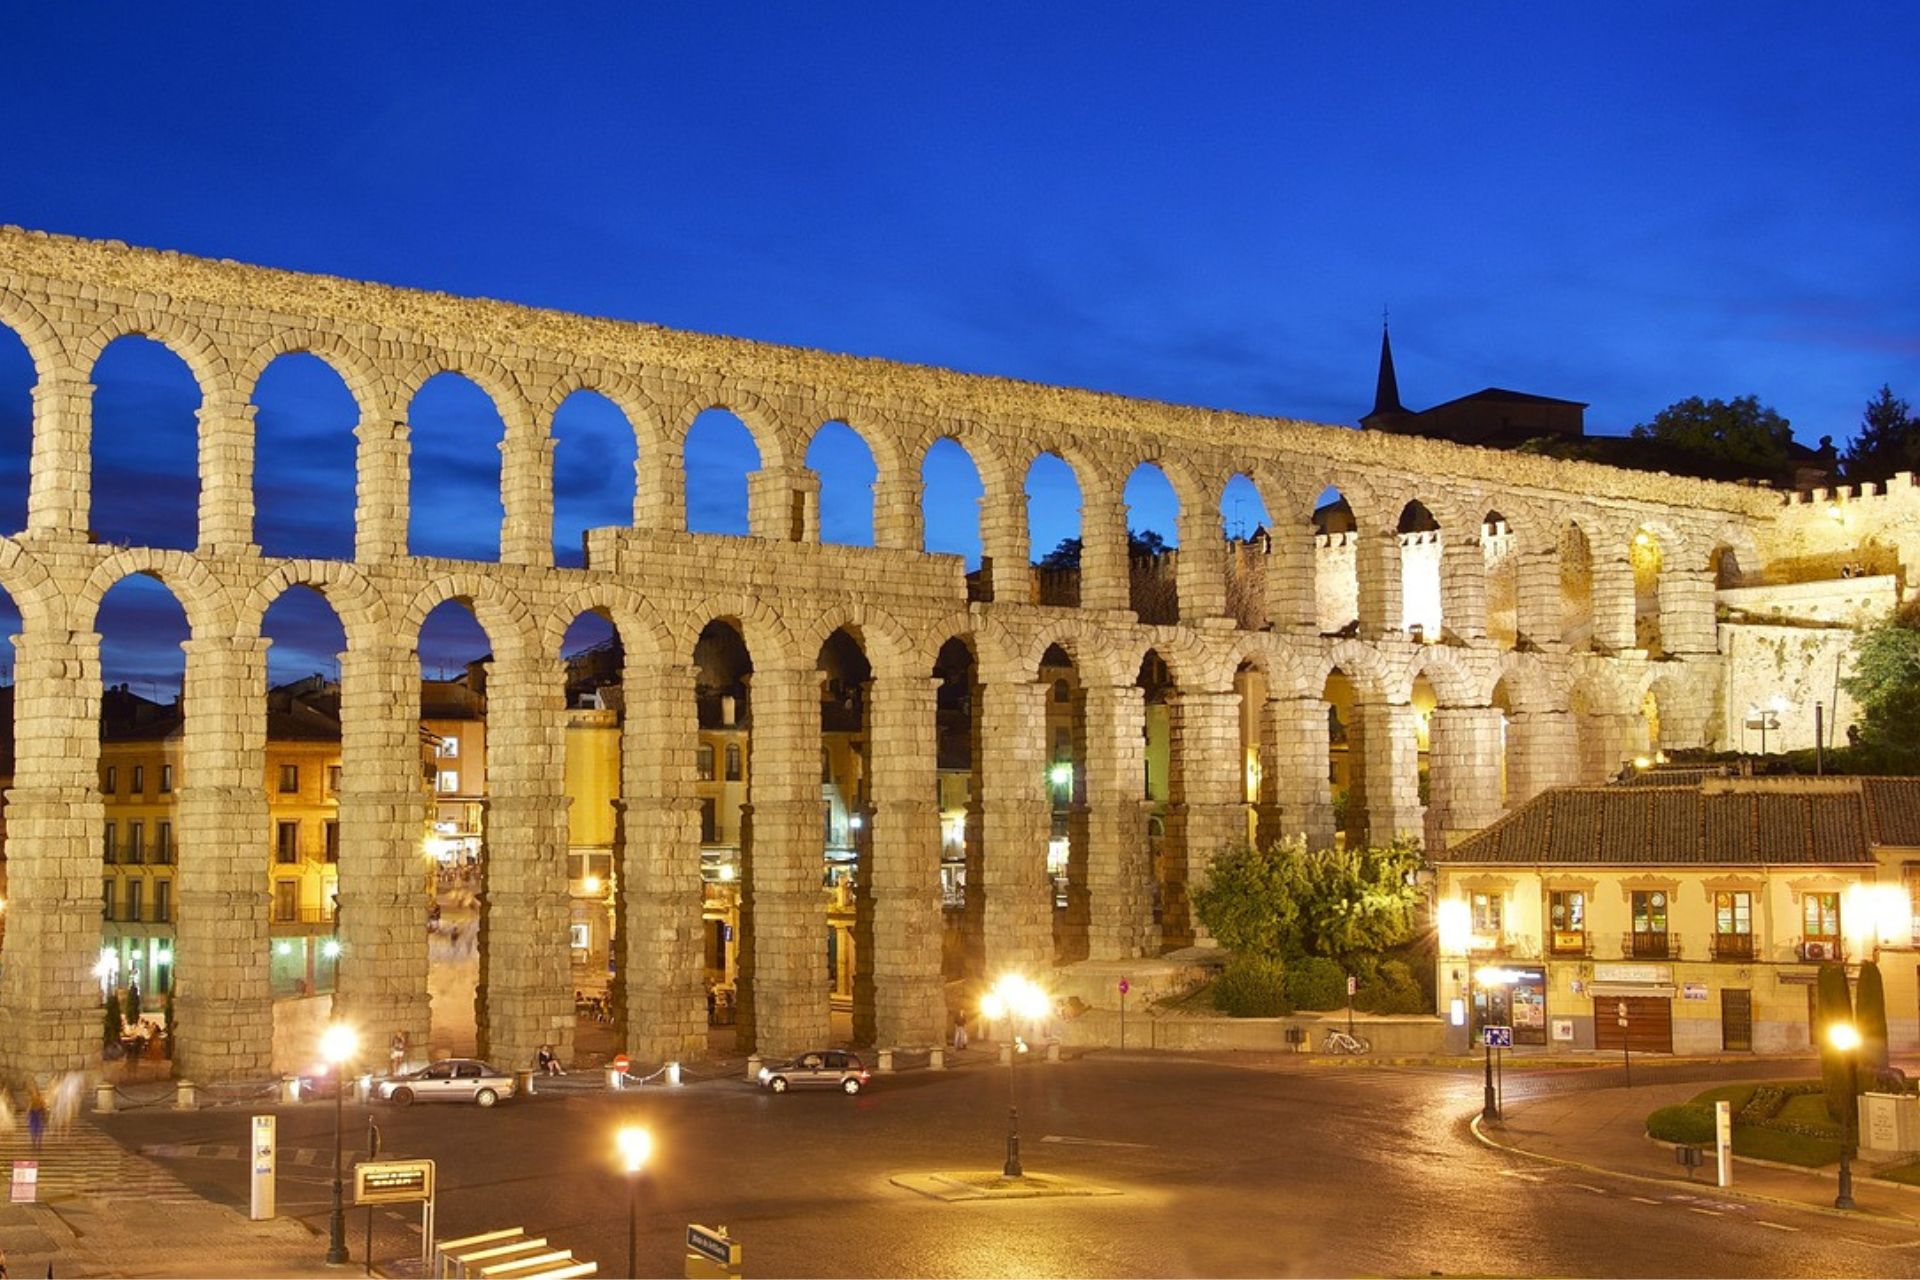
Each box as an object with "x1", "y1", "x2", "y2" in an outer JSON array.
[
  {"x1": 0, "y1": 1114, "x2": 331, "y2": 1277},
  {"x1": 1476, "y1": 1078, "x2": 1920, "y2": 1226}
]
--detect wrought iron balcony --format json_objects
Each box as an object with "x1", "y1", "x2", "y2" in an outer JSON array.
[
  {"x1": 1710, "y1": 932, "x2": 1755, "y2": 962},
  {"x1": 1624, "y1": 930, "x2": 1675, "y2": 960}
]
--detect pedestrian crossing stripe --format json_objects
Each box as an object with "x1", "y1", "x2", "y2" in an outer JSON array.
[{"x1": 0, "y1": 1119, "x2": 199, "y2": 1205}]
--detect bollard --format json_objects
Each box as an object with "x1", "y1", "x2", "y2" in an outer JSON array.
[
  {"x1": 746, "y1": 1054, "x2": 763, "y2": 1083},
  {"x1": 877, "y1": 1049, "x2": 895, "y2": 1074},
  {"x1": 94, "y1": 1082, "x2": 115, "y2": 1113},
  {"x1": 358, "y1": 1075, "x2": 374, "y2": 1104},
  {"x1": 175, "y1": 1080, "x2": 197, "y2": 1110},
  {"x1": 998, "y1": 1043, "x2": 1012, "y2": 1066},
  {"x1": 929, "y1": 1046, "x2": 946, "y2": 1071},
  {"x1": 606, "y1": 1066, "x2": 624, "y2": 1091},
  {"x1": 1046, "y1": 1041, "x2": 1061, "y2": 1063},
  {"x1": 515, "y1": 1069, "x2": 536, "y2": 1098},
  {"x1": 666, "y1": 1061, "x2": 682, "y2": 1087}
]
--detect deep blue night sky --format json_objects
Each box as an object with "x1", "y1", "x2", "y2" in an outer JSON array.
[{"x1": 0, "y1": 5, "x2": 1915, "y2": 692}]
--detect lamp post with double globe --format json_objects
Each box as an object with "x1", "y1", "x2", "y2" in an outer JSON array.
[{"x1": 980, "y1": 974, "x2": 1051, "y2": 1178}]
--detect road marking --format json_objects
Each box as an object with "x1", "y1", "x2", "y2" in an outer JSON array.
[
  {"x1": 1688, "y1": 1207, "x2": 1721, "y2": 1217},
  {"x1": 1040, "y1": 1135, "x2": 1152, "y2": 1149},
  {"x1": 1498, "y1": 1169, "x2": 1547, "y2": 1182},
  {"x1": 1628, "y1": 1195, "x2": 1661, "y2": 1205},
  {"x1": 1571, "y1": 1183, "x2": 1609, "y2": 1195},
  {"x1": 1756, "y1": 1221, "x2": 1798, "y2": 1233}
]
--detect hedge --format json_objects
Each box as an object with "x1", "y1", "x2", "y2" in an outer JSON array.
[{"x1": 1647, "y1": 1103, "x2": 1716, "y2": 1146}]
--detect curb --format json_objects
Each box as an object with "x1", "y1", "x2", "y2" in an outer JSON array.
[{"x1": 1468, "y1": 1113, "x2": 1919, "y2": 1225}]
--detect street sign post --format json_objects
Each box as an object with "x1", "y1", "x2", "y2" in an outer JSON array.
[
  {"x1": 1715, "y1": 1099, "x2": 1733, "y2": 1187},
  {"x1": 10, "y1": 1160, "x2": 37, "y2": 1204},
  {"x1": 1617, "y1": 1000, "x2": 1632, "y2": 1087},
  {"x1": 685, "y1": 1223, "x2": 742, "y2": 1279},
  {"x1": 1118, "y1": 978, "x2": 1130, "y2": 1050},
  {"x1": 249, "y1": 1114, "x2": 275, "y2": 1220},
  {"x1": 1481, "y1": 1026, "x2": 1513, "y2": 1048},
  {"x1": 355, "y1": 1159, "x2": 436, "y2": 1274}
]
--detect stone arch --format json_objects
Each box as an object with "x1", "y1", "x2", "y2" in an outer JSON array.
[
  {"x1": 82, "y1": 549, "x2": 232, "y2": 639},
  {"x1": 72, "y1": 310, "x2": 234, "y2": 401},
  {"x1": 1705, "y1": 520, "x2": 1762, "y2": 587},
  {"x1": 803, "y1": 419, "x2": 881, "y2": 548},
  {"x1": 1395, "y1": 643, "x2": 1479, "y2": 708},
  {"x1": 236, "y1": 560, "x2": 390, "y2": 654},
  {"x1": 674, "y1": 594, "x2": 800, "y2": 673},
  {"x1": 393, "y1": 349, "x2": 528, "y2": 426},
  {"x1": 665, "y1": 392, "x2": 789, "y2": 471},
  {"x1": 401, "y1": 575, "x2": 536, "y2": 661},
  {"x1": 537, "y1": 583, "x2": 670, "y2": 668},
  {"x1": 233, "y1": 330, "x2": 383, "y2": 419},
  {"x1": 0, "y1": 537, "x2": 59, "y2": 632},
  {"x1": 794, "y1": 601, "x2": 917, "y2": 681},
  {"x1": 0, "y1": 288, "x2": 67, "y2": 382}
]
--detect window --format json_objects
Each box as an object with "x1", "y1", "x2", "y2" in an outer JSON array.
[
  {"x1": 1470, "y1": 891, "x2": 1502, "y2": 938},
  {"x1": 700, "y1": 798, "x2": 718, "y2": 843},
  {"x1": 1803, "y1": 891, "x2": 1840, "y2": 940},
  {"x1": 1548, "y1": 890, "x2": 1585, "y2": 953},
  {"x1": 126, "y1": 820, "x2": 144, "y2": 864},
  {"x1": 724, "y1": 743, "x2": 742, "y2": 782},
  {"x1": 273, "y1": 880, "x2": 297, "y2": 923},
  {"x1": 155, "y1": 821, "x2": 172, "y2": 864},
  {"x1": 159, "y1": 763, "x2": 173, "y2": 793},
  {"x1": 1053, "y1": 679, "x2": 1071, "y2": 703},
  {"x1": 1908, "y1": 865, "x2": 1920, "y2": 946},
  {"x1": 279, "y1": 764, "x2": 299, "y2": 794},
  {"x1": 154, "y1": 879, "x2": 171, "y2": 923},
  {"x1": 327, "y1": 764, "x2": 342, "y2": 793},
  {"x1": 102, "y1": 879, "x2": 115, "y2": 921},
  {"x1": 131, "y1": 765, "x2": 145, "y2": 794},
  {"x1": 1714, "y1": 891, "x2": 1756, "y2": 960},
  {"x1": 324, "y1": 821, "x2": 339, "y2": 864},
  {"x1": 103, "y1": 822, "x2": 117, "y2": 863},
  {"x1": 1631, "y1": 890, "x2": 1670, "y2": 958},
  {"x1": 437, "y1": 770, "x2": 460, "y2": 794},
  {"x1": 697, "y1": 745, "x2": 715, "y2": 782},
  {"x1": 438, "y1": 736, "x2": 460, "y2": 759},
  {"x1": 276, "y1": 821, "x2": 299, "y2": 864},
  {"x1": 103, "y1": 766, "x2": 117, "y2": 795},
  {"x1": 125, "y1": 879, "x2": 143, "y2": 923}
]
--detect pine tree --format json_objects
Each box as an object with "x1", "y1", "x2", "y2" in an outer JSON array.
[
  {"x1": 103, "y1": 993, "x2": 123, "y2": 1051},
  {"x1": 1841, "y1": 385, "x2": 1920, "y2": 484},
  {"x1": 1856, "y1": 961, "x2": 1891, "y2": 1077},
  {"x1": 1815, "y1": 962, "x2": 1854, "y2": 1122}
]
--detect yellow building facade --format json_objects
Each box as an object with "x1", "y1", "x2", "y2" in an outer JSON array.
[{"x1": 1433, "y1": 775, "x2": 1920, "y2": 1055}]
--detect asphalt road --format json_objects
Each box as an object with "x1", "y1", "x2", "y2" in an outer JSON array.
[{"x1": 96, "y1": 1054, "x2": 1920, "y2": 1278}]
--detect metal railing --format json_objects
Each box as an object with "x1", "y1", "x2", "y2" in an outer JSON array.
[
  {"x1": 1624, "y1": 931, "x2": 1676, "y2": 960},
  {"x1": 1710, "y1": 932, "x2": 1755, "y2": 962}
]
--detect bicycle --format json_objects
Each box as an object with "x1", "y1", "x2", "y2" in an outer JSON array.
[{"x1": 1320, "y1": 1029, "x2": 1372, "y2": 1055}]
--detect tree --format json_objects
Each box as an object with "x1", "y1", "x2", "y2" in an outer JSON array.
[
  {"x1": 1840, "y1": 602, "x2": 1920, "y2": 767},
  {"x1": 1631, "y1": 395, "x2": 1793, "y2": 475},
  {"x1": 1815, "y1": 962, "x2": 1854, "y2": 1122},
  {"x1": 1855, "y1": 961, "x2": 1890, "y2": 1078},
  {"x1": 1841, "y1": 385, "x2": 1920, "y2": 484},
  {"x1": 103, "y1": 993, "x2": 123, "y2": 1051},
  {"x1": 1191, "y1": 837, "x2": 1425, "y2": 966},
  {"x1": 1034, "y1": 529, "x2": 1171, "y2": 569}
]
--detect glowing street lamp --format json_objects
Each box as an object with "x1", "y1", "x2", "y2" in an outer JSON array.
[
  {"x1": 320, "y1": 1023, "x2": 358, "y2": 1265},
  {"x1": 980, "y1": 974, "x2": 1050, "y2": 1178},
  {"x1": 616, "y1": 1125, "x2": 653, "y2": 1279},
  {"x1": 1828, "y1": 1021, "x2": 1861, "y2": 1210}
]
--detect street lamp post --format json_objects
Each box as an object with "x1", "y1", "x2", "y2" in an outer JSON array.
[
  {"x1": 617, "y1": 1125, "x2": 652, "y2": 1280},
  {"x1": 980, "y1": 974, "x2": 1049, "y2": 1179},
  {"x1": 1829, "y1": 1021, "x2": 1860, "y2": 1210},
  {"x1": 1474, "y1": 967, "x2": 1517, "y2": 1123},
  {"x1": 320, "y1": 1023, "x2": 358, "y2": 1266}
]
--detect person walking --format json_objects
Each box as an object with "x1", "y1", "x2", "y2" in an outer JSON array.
[
  {"x1": 952, "y1": 1014, "x2": 969, "y2": 1052},
  {"x1": 25, "y1": 1086, "x2": 47, "y2": 1154},
  {"x1": 388, "y1": 1030, "x2": 407, "y2": 1076}
]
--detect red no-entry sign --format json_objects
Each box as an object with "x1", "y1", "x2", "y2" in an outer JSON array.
[{"x1": 611, "y1": 1054, "x2": 631, "y2": 1074}]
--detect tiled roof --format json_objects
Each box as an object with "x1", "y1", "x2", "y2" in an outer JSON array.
[
  {"x1": 1863, "y1": 778, "x2": 1920, "y2": 846},
  {"x1": 1437, "y1": 782, "x2": 1898, "y2": 866}
]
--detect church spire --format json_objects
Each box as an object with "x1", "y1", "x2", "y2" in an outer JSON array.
[{"x1": 1370, "y1": 317, "x2": 1405, "y2": 418}]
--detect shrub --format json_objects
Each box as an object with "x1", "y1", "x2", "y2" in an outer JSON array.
[
  {"x1": 1647, "y1": 1104, "x2": 1715, "y2": 1146},
  {"x1": 102, "y1": 995, "x2": 122, "y2": 1050},
  {"x1": 1356, "y1": 959, "x2": 1429, "y2": 1015},
  {"x1": 1285, "y1": 956, "x2": 1348, "y2": 1011},
  {"x1": 1212, "y1": 957, "x2": 1291, "y2": 1018},
  {"x1": 1858, "y1": 961, "x2": 1891, "y2": 1075}
]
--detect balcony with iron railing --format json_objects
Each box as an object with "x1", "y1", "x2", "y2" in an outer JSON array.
[
  {"x1": 1621, "y1": 930, "x2": 1680, "y2": 961},
  {"x1": 1710, "y1": 931, "x2": 1756, "y2": 962},
  {"x1": 270, "y1": 904, "x2": 337, "y2": 926},
  {"x1": 1546, "y1": 930, "x2": 1592, "y2": 958}
]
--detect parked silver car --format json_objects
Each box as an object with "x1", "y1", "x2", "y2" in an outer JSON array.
[
  {"x1": 757, "y1": 1050, "x2": 870, "y2": 1094},
  {"x1": 378, "y1": 1058, "x2": 516, "y2": 1107}
]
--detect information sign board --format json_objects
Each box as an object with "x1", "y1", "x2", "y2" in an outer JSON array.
[
  {"x1": 1481, "y1": 1025, "x2": 1513, "y2": 1049},
  {"x1": 355, "y1": 1158, "x2": 435, "y2": 1206}
]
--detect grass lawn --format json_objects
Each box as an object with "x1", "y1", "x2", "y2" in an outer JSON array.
[
  {"x1": 1682, "y1": 1081, "x2": 1844, "y2": 1167},
  {"x1": 1878, "y1": 1160, "x2": 1920, "y2": 1186}
]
